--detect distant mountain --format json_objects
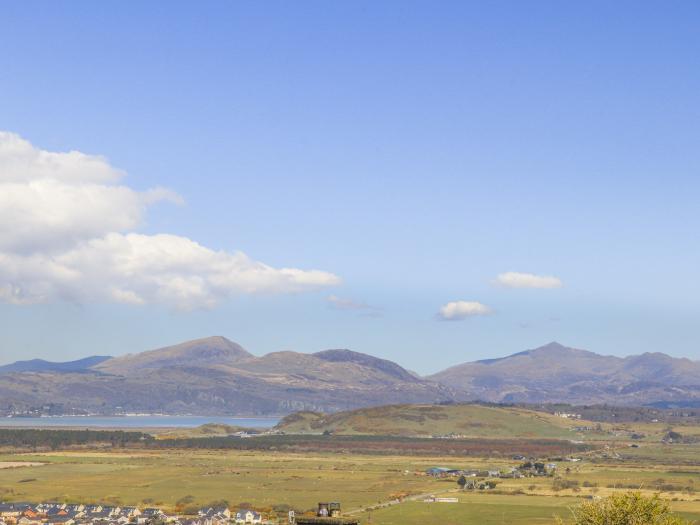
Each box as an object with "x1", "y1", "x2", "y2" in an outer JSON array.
[
  {"x1": 1, "y1": 339, "x2": 699, "y2": 415},
  {"x1": 428, "y1": 342, "x2": 700, "y2": 406},
  {"x1": 0, "y1": 337, "x2": 458, "y2": 415},
  {"x1": 0, "y1": 355, "x2": 111, "y2": 375}
]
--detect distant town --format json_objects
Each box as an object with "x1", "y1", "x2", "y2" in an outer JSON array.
[{"x1": 0, "y1": 504, "x2": 259, "y2": 525}]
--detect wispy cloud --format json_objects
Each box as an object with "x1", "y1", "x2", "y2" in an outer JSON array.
[
  {"x1": 493, "y1": 271, "x2": 562, "y2": 289},
  {"x1": 326, "y1": 295, "x2": 382, "y2": 317},
  {"x1": 437, "y1": 300, "x2": 492, "y2": 321},
  {"x1": 327, "y1": 295, "x2": 370, "y2": 310},
  {"x1": 0, "y1": 132, "x2": 340, "y2": 309}
]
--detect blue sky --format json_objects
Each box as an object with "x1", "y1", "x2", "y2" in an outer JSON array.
[{"x1": 0, "y1": 1, "x2": 699, "y2": 373}]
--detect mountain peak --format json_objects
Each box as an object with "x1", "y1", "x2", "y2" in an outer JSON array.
[
  {"x1": 96, "y1": 336, "x2": 252, "y2": 374},
  {"x1": 505, "y1": 342, "x2": 607, "y2": 363},
  {"x1": 475, "y1": 342, "x2": 577, "y2": 365},
  {"x1": 429, "y1": 341, "x2": 700, "y2": 406},
  {"x1": 538, "y1": 341, "x2": 568, "y2": 351}
]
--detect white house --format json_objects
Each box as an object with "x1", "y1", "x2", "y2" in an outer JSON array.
[{"x1": 234, "y1": 510, "x2": 261, "y2": 525}]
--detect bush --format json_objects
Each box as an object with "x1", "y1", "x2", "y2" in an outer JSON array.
[
  {"x1": 206, "y1": 500, "x2": 230, "y2": 509},
  {"x1": 552, "y1": 479, "x2": 580, "y2": 492},
  {"x1": 181, "y1": 505, "x2": 200, "y2": 516},
  {"x1": 176, "y1": 495, "x2": 195, "y2": 506},
  {"x1": 556, "y1": 492, "x2": 690, "y2": 524}
]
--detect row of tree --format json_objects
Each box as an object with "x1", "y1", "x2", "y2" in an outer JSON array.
[{"x1": 0, "y1": 428, "x2": 153, "y2": 449}]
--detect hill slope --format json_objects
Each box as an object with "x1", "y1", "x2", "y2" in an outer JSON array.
[
  {"x1": 429, "y1": 342, "x2": 700, "y2": 406},
  {"x1": 275, "y1": 403, "x2": 581, "y2": 439}
]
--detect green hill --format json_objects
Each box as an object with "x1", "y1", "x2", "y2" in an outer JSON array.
[
  {"x1": 275, "y1": 403, "x2": 586, "y2": 439},
  {"x1": 155, "y1": 423, "x2": 256, "y2": 439}
]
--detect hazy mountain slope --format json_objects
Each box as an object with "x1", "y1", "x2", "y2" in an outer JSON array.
[
  {"x1": 314, "y1": 349, "x2": 419, "y2": 381},
  {"x1": 429, "y1": 342, "x2": 700, "y2": 405},
  {"x1": 619, "y1": 353, "x2": 700, "y2": 384},
  {"x1": 0, "y1": 355, "x2": 111, "y2": 374}
]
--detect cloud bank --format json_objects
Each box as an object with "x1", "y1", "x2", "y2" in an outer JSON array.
[
  {"x1": 438, "y1": 300, "x2": 492, "y2": 321},
  {"x1": 0, "y1": 132, "x2": 340, "y2": 309},
  {"x1": 494, "y1": 271, "x2": 562, "y2": 289}
]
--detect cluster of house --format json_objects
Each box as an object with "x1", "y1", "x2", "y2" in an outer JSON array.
[
  {"x1": 425, "y1": 458, "x2": 560, "y2": 485},
  {"x1": 554, "y1": 412, "x2": 582, "y2": 419},
  {"x1": 193, "y1": 508, "x2": 261, "y2": 525},
  {"x1": 0, "y1": 503, "x2": 162, "y2": 525},
  {"x1": 0, "y1": 504, "x2": 263, "y2": 525}
]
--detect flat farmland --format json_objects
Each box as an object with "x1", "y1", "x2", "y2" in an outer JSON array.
[
  {"x1": 358, "y1": 494, "x2": 581, "y2": 525},
  {"x1": 0, "y1": 449, "x2": 447, "y2": 511},
  {"x1": 357, "y1": 493, "x2": 700, "y2": 525},
  {"x1": 1, "y1": 437, "x2": 700, "y2": 523}
]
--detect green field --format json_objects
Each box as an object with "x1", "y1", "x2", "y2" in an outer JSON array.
[
  {"x1": 0, "y1": 449, "x2": 442, "y2": 511},
  {"x1": 357, "y1": 493, "x2": 700, "y2": 525},
  {"x1": 2, "y1": 439, "x2": 700, "y2": 523},
  {"x1": 359, "y1": 494, "x2": 580, "y2": 525}
]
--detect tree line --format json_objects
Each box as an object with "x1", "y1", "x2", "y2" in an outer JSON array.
[{"x1": 0, "y1": 428, "x2": 154, "y2": 449}]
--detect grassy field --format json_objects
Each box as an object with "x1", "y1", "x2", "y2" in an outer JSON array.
[
  {"x1": 0, "y1": 449, "x2": 444, "y2": 511},
  {"x1": 357, "y1": 493, "x2": 700, "y2": 525},
  {"x1": 358, "y1": 494, "x2": 581, "y2": 525},
  {"x1": 1, "y1": 439, "x2": 700, "y2": 523}
]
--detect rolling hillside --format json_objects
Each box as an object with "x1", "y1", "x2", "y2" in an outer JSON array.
[{"x1": 275, "y1": 403, "x2": 584, "y2": 439}]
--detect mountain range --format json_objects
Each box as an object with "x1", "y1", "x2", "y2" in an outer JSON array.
[
  {"x1": 1, "y1": 338, "x2": 699, "y2": 415},
  {"x1": 429, "y1": 342, "x2": 700, "y2": 407}
]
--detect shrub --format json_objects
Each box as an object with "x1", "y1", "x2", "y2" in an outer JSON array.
[
  {"x1": 552, "y1": 479, "x2": 580, "y2": 492},
  {"x1": 556, "y1": 492, "x2": 690, "y2": 524}
]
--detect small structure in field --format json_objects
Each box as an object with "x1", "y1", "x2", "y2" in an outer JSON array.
[
  {"x1": 423, "y1": 496, "x2": 458, "y2": 503},
  {"x1": 293, "y1": 503, "x2": 358, "y2": 525}
]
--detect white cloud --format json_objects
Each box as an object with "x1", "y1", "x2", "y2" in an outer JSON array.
[
  {"x1": 494, "y1": 271, "x2": 562, "y2": 289},
  {"x1": 438, "y1": 300, "x2": 492, "y2": 321},
  {"x1": 0, "y1": 132, "x2": 182, "y2": 253},
  {"x1": 0, "y1": 132, "x2": 340, "y2": 309}
]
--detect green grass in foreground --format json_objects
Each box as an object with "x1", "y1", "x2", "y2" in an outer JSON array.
[
  {"x1": 0, "y1": 450, "x2": 439, "y2": 511},
  {"x1": 360, "y1": 495, "x2": 578, "y2": 525},
  {"x1": 2, "y1": 443, "x2": 700, "y2": 523},
  {"x1": 358, "y1": 494, "x2": 700, "y2": 525}
]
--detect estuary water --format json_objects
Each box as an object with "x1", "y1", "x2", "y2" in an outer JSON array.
[{"x1": 0, "y1": 415, "x2": 280, "y2": 429}]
